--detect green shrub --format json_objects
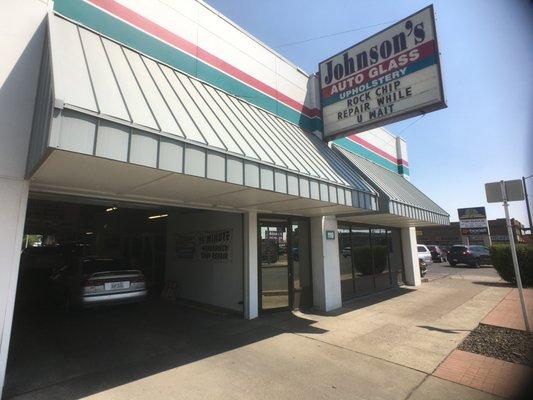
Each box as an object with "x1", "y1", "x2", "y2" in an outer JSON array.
[
  {"x1": 352, "y1": 245, "x2": 388, "y2": 275},
  {"x1": 490, "y1": 244, "x2": 533, "y2": 286}
]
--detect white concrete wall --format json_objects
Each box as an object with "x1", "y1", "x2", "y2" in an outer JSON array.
[
  {"x1": 115, "y1": 0, "x2": 313, "y2": 111},
  {"x1": 339, "y1": 127, "x2": 409, "y2": 174},
  {"x1": 396, "y1": 136, "x2": 410, "y2": 180},
  {"x1": 0, "y1": 0, "x2": 48, "y2": 392},
  {"x1": 0, "y1": 0, "x2": 47, "y2": 178},
  {"x1": 356, "y1": 128, "x2": 399, "y2": 161},
  {"x1": 401, "y1": 227, "x2": 421, "y2": 286},
  {"x1": 164, "y1": 210, "x2": 243, "y2": 312},
  {"x1": 310, "y1": 216, "x2": 342, "y2": 311}
]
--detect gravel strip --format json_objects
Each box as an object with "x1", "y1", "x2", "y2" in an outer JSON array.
[{"x1": 458, "y1": 324, "x2": 533, "y2": 366}]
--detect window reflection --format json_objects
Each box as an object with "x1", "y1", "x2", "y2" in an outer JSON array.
[{"x1": 338, "y1": 225, "x2": 404, "y2": 300}]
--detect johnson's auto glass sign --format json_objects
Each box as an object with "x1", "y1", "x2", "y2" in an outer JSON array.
[{"x1": 319, "y1": 5, "x2": 446, "y2": 140}]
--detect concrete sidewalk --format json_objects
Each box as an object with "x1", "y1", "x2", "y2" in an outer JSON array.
[
  {"x1": 432, "y1": 287, "x2": 533, "y2": 398},
  {"x1": 482, "y1": 288, "x2": 533, "y2": 331},
  {"x1": 8, "y1": 275, "x2": 511, "y2": 400}
]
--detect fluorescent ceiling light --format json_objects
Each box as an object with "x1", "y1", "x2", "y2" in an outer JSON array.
[
  {"x1": 148, "y1": 213, "x2": 168, "y2": 220},
  {"x1": 106, "y1": 206, "x2": 118, "y2": 212}
]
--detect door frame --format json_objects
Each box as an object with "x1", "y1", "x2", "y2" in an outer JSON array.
[{"x1": 257, "y1": 215, "x2": 312, "y2": 313}]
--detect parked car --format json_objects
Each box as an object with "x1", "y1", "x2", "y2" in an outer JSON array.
[
  {"x1": 447, "y1": 245, "x2": 492, "y2": 268},
  {"x1": 417, "y1": 245, "x2": 433, "y2": 265},
  {"x1": 426, "y1": 245, "x2": 447, "y2": 263},
  {"x1": 50, "y1": 257, "x2": 147, "y2": 310}
]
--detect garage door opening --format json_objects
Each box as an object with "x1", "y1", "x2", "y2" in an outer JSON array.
[
  {"x1": 17, "y1": 198, "x2": 169, "y2": 311},
  {"x1": 4, "y1": 195, "x2": 247, "y2": 398}
]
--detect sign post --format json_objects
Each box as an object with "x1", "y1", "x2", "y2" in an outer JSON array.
[{"x1": 485, "y1": 180, "x2": 530, "y2": 332}]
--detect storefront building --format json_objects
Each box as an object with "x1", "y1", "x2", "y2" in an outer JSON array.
[
  {"x1": 0, "y1": 0, "x2": 449, "y2": 392},
  {"x1": 417, "y1": 218, "x2": 528, "y2": 246}
]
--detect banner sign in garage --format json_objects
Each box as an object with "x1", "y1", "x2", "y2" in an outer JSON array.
[
  {"x1": 175, "y1": 229, "x2": 233, "y2": 262},
  {"x1": 318, "y1": 5, "x2": 446, "y2": 140},
  {"x1": 458, "y1": 207, "x2": 489, "y2": 236}
]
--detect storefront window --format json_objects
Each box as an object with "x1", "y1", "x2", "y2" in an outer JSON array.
[{"x1": 338, "y1": 224, "x2": 404, "y2": 300}]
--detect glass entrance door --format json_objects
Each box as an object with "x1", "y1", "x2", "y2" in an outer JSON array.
[
  {"x1": 259, "y1": 222, "x2": 289, "y2": 311},
  {"x1": 258, "y1": 217, "x2": 312, "y2": 312},
  {"x1": 290, "y1": 220, "x2": 312, "y2": 309}
]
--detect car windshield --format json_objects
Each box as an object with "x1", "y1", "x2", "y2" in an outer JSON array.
[
  {"x1": 417, "y1": 246, "x2": 427, "y2": 252},
  {"x1": 450, "y1": 246, "x2": 466, "y2": 253},
  {"x1": 426, "y1": 246, "x2": 435, "y2": 251}
]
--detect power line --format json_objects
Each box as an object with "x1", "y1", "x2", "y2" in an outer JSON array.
[
  {"x1": 274, "y1": 20, "x2": 397, "y2": 49},
  {"x1": 396, "y1": 114, "x2": 425, "y2": 136}
]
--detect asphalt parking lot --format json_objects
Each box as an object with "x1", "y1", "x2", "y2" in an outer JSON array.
[{"x1": 425, "y1": 262, "x2": 500, "y2": 281}]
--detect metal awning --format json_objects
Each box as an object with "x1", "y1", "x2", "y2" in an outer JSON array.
[
  {"x1": 26, "y1": 14, "x2": 379, "y2": 216},
  {"x1": 334, "y1": 145, "x2": 450, "y2": 226}
]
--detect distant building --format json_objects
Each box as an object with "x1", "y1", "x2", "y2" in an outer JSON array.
[{"x1": 416, "y1": 218, "x2": 527, "y2": 245}]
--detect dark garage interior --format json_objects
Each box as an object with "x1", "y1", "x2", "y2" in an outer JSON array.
[{"x1": 3, "y1": 196, "x2": 252, "y2": 399}]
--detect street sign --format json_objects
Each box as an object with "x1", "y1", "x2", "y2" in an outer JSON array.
[
  {"x1": 485, "y1": 180, "x2": 525, "y2": 203},
  {"x1": 458, "y1": 207, "x2": 488, "y2": 236},
  {"x1": 484, "y1": 179, "x2": 530, "y2": 331},
  {"x1": 318, "y1": 5, "x2": 446, "y2": 140}
]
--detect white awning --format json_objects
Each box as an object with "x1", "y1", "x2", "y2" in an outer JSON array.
[{"x1": 26, "y1": 14, "x2": 378, "y2": 216}]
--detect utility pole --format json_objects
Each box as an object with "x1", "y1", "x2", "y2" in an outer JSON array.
[{"x1": 523, "y1": 176, "x2": 532, "y2": 233}]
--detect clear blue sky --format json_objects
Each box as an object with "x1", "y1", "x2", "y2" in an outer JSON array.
[{"x1": 206, "y1": 0, "x2": 532, "y2": 225}]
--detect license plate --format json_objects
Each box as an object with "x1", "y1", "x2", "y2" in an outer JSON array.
[{"x1": 105, "y1": 281, "x2": 130, "y2": 290}]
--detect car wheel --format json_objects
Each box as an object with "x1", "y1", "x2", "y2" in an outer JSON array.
[{"x1": 449, "y1": 262, "x2": 456, "y2": 267}]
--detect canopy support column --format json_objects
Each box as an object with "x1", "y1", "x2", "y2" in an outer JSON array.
[
  {"x1": 311, "y1": 216, "x2": 342, "y2": 311},
  {"x1": 243, "y1": 211, "x2": 258, "y2": 319},
  {"x1": 401, "y1": 227, "x2": 421, "y2": 286}
]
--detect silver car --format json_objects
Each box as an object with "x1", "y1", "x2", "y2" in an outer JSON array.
[
  {"x1": 51, "y1": 257, "x2": 147, "y2": 309},
  {"x1": 417, "y1": 245, "x2": 433, "y2": 265}
]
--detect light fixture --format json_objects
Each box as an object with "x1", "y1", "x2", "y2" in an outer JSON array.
[
  {"x1": 106, "y1": 206, "x2": 118, "y2": 212},
  {"x1": 148, "y1": 213, "x2": 168, "y2": 220},
  {"x1": 85, "y1": 231, "x2": 94, "y2": 235}
]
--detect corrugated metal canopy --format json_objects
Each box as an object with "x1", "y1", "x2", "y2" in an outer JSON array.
[
  {"x1": 35, "y1": 15, "x2": 378, "y2": 212},
  {"x1": 334, "y1": 145, "x2": 450, "y2": 225},
  {"x1": 45, "y1": 14, "x2": 376, "y2": 209}
]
